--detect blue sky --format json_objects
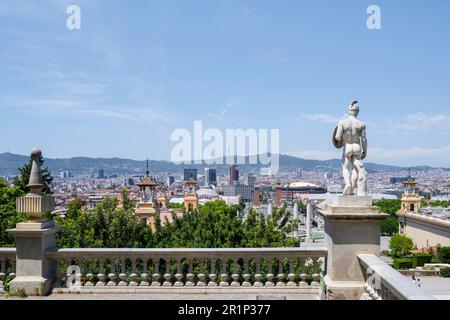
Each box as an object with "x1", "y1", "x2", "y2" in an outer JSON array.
[{"x1": 0, "y1": 0, "x2": 449, "y2": 167}]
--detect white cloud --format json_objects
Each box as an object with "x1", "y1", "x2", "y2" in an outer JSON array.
[
  {"x1": 298, "y1": 113, "x2": 345, "y2": 124},
  {"x1": 369, "y1": 146, "x2": 450, "y2": 167}
]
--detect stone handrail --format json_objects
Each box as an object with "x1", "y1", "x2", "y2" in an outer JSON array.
[
  {"x1": 0, "y1": 248, "x2": 16, "y2": 292},
  {"x1": 358, "y1": 254, "x2": 435, "y2": 300},
  {"x1": 45, "y1": 247, "x2": 327, "y2": 290}
]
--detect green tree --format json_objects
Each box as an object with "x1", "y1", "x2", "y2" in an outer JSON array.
[
  {"x1": 0, "y1": 178, "x2": 26, "y2": 246},
  {"x1": 375, "y1": 199, "x2": 401, "y2": 235},
  {"x1": 13, "y1": 154, "x2": 53, "y2": 195},
  {"x1": 389, "y1": 234, "x2": 415, "y2": 258}
]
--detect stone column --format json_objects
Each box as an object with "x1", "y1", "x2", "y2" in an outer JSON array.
[
  {"x1": 305, "y1": 201, "x2": 313, "y2": 243},
  {"x1": 318, "y1": 196, "x2": 388, "y2": 300},
  {"x1": 293, "y1": 202, "x2": 298, "y2": 220},
  {"x1": 7, "y1": 148, "x2": 60, "y2": 296}
]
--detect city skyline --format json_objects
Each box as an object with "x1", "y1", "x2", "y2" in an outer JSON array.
[{"x1": 1, "y1": 1, "x2": 449, "y2": 167}]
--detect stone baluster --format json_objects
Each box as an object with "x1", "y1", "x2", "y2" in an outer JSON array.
[
  {"x1": 299, "y1": 258, "x2": 308, "y2": 287},
  {"x1": 185, "y1": 260, "x2": 195, "y2": 286},
  {"x1": 129, "y1": 258, "x2": 138, "y2": 286},
  {"x1": 107, "y1": 259, "x2": 117, "y2": 286},
  {"x1": 254, "y1": 259, "x2": 263, "y2": 287},
  {"x1": 140, "y1": 258, "x2": 149, "y2": 286},
  {"x1": 276, "y1": 259, "x2": 285, "y2": 287},
  {"x1": 311, "y1": 257, "x2": 320, "y2": 287},
  {"x1": 230, "y1": 259, "x2": 240, "y2": 287},
  {"x1": 219, "y1": 259, "x2": 229, "y2": 287},
  {"x1": 118, "y1": 258, "x2": 127, "y2": 286},
  {"x1": 265, "y1": 259, "x2": 274, "y2": 287},
  {"x1": 287, "y1": 258, "x2": 297, "y2": 287},
  {"x1": 197, "y1": 260, "x2": 206, "y2": 286},
  {"x1": 10, "y1": 260, "x2": 16, "y2": 279},
  {"x1": 96, "y1": 259, "x2": 106, "y2": 287},
  {"x1": 174, "y1": 259, "x2": 184, "y2": 287},
  {"x1": 208, "y1": 259, "x2": 217, "y2": 287},
  {"x1": 0, "y1": 259, "x2": 6, "y2": 293},
  {"x1": 242, "y1": 258, "x2": 251, "y2": 287},
  {"x1": 163, "y1": 258, "x2": 172, "y2": 286},
  {"x1": 152, "y1": 259, "x2": 161, "y2": 287},
  {"x1": 85, "y1": 261, "x2": 94, "y2": 287}
]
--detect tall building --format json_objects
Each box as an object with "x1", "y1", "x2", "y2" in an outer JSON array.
[
  {"x1": 204, "y1": 168, "x2": 217, "y2": 186},
  {"x1": 166, "y1": 176, "x2": 175, "y2": 187},
  {"x1": 97, "y1": 169, "x2": 105, "y2": 179},
  {"x1": 184, "y1": 168, "x2": 198, "y2": 181},
  {"x1": 229, "y1": 165, "x2": 239, "y2": 185}
]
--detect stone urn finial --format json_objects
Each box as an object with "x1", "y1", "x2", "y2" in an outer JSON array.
[
  {"x1": 16, "y1": 148, "x2": 54, "y2": 223},
  {"x1": 27, "y1": 147, "x2": 43, "y2": 195}
]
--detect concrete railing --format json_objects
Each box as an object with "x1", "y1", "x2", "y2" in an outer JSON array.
[
  {"x1": 358, "y1": 254, "x2": 435, "y2": 300},
  {"x1": 45, "y1": 247, "x2": 327, "y2": 292},
  {"x1": 0, "y1": 248, "x2": 16, "y2": 292}
]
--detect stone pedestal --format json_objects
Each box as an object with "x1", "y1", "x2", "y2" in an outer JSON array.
[
  {"x1": 318, "y1": 195, "x2": 388, "y2": 300},
  {"x1": 7, "y1": 221, "x2": 61, "y2": 296}
]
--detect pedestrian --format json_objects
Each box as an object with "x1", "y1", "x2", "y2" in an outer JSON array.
[
  {"x1": 412, "y1": 274, "x2": 416, "y2": 285},
  {"x1": 417, "y1": 278, "x2": 421, "y2": 287}
]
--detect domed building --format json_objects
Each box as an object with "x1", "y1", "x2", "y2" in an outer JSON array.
[{"x1": 196, "y1": 186, "x2": 219, "y2": 204}]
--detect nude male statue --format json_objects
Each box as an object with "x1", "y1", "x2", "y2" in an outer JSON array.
[{"x1": 332, "y1": 101, "x2": 368, "y2": 196}]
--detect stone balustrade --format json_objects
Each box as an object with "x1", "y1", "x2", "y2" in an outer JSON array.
[
  {"x1": 358, "y1": 254, "x2": 435, "y2": 300},
  {"x1": 0, "y1": 248, "x2": 16, "y2": 293},
  {"x1": 45, "y1": 247, "x2": 327, "y2": 292}
]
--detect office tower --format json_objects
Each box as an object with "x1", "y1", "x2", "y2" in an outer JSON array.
[
  {"x1": 229, "y1": 165, "x2": 239, "y2": 184},
  {"x1": 184, "y1": 168, "x2": 198, "y2": 181},
  {"x1": 205, "y1": 168, "x2": 217, "y2": 186},
  {"x1": 98, "y1": 169, "x2": 105, "y2": 179},
  {"x1": 166, "y1": 176, "x2": 175, "y2": 186}
]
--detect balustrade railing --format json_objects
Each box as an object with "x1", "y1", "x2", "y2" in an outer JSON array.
[
  {"x1": 358, "y1": 254, "x2": 435, "y2": 300},
  {"x1": 45, "y1": 247, "x2": 327, "y2": 290},
  {"x1": 0, "y1": 248, "x2": 16, "y2": 292}
]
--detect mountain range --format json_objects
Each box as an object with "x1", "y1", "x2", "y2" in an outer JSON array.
[{"x1": 0, "y1": 152, "x2": 441, "y2": 177}]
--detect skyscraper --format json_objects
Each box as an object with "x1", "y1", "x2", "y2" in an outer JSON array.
[
  {"x1": 166, "y1": 176, "x2": 175, "y2": 186},
  {"x1": 98, "y1": 169, "x2": 105, "y2": 179},
  {"x1": 229, "y1": 165, "x2": 239, "y2": 185},
  {"x1": 184, "y1": 168, "x2": 198, "y2": 181},
  {"x1": 204, "y1": 168, "x2": 217, "y2": 186}
]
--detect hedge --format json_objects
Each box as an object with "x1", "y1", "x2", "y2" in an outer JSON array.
[
  {"x1": 394, "y1": 258, "x2": 413, "y2": 270},
  {"x1": 412, "y1": 254, "x2": 432, "y2": 268},
  {"x1": 441, "y1": 267, "x2": 450, "y2": 278}
]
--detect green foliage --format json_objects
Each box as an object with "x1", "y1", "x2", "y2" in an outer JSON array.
[
  {"x1": 380, "y1": 216, "x2": 399, "y2": 236},
  {"x1": 55, "y1": 199, "x2": 298, "y2": 249},
  {"x1": 440, "y1": 267, "x2": 450, "y2": 278},
  {"x1": 13, "y1": 154, "x2": 53, "y2": 195},
  {"x1": 374, "y1": 199, "x2": 401, "y2": 215},
  {"x1": 412, "y1": 253, "x2": 432, "y2": 268},
  {"x1": 437, "y1": 246, "x2": 450, "y2": 263},
  {"x1": 389, "y1": 234, "x2": 415, "y2": 258},
  {"x1": 393, "y1": 258, "x2": 412, "y2": 270},
  {"x1": 0, "y1": 179, "x2": 26, "y2": 246},
  {"x1": 56, "y1": 198, "x2": 151, "y2": 248},
  {"x1": 375, "y1": 199, "x2": 400, "y2": 235},
  {"x1": 429, "y1": 200, "x2": 450, "y2": 207}
]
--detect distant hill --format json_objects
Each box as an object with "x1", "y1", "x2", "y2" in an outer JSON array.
[{"x1": 0, "y1": 152, "x2": 439, "y2": 177}]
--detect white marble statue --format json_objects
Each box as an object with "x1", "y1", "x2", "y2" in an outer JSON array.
[{"x1": 332, "y1": 100, "x2": 368, "y2": 196}]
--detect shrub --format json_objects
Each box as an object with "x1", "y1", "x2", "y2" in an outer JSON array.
[
  {"x1": 394, "y1": 258, "x2": 413, "y2": 270},
  {"x1": 438, "y1": 246, "x2": 450, "y2": 263},
  {"x1": 389, "y1": 234, "x2": 415, "y2": 257},
  {"x1": 412, "y1": 254, "x2": 432, "y2": 268},
  {"x1": 441, "y1": 267, "x2": 450, "y2": 278}
]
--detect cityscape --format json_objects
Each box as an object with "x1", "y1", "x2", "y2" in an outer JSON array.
[{"x1": 1, "y1": 0, "x2": 450, "y2": 309}]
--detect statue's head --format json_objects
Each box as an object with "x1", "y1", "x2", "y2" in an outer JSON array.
[{"x1": 348, "y1": 100, "x2": 359, "y2": 117}]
